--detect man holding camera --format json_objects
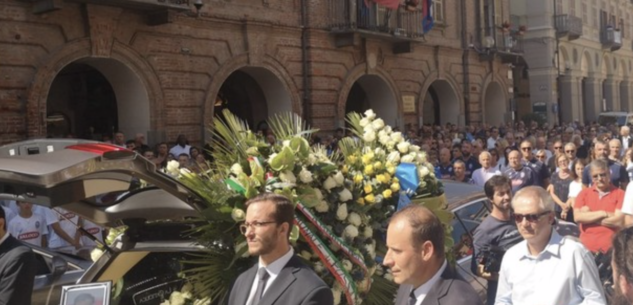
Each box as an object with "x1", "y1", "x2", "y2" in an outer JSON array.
[{"x1": 472, "y1": 176, "x2": 523, "y2": 305}]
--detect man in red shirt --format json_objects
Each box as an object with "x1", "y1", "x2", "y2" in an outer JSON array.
[{"x1": 574, "y1": 159, "x2": 625, "y2": 253}]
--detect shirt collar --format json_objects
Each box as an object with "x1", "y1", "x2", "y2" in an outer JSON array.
[
  {"x1": 0, "y1": 232, "x2": 9, "y2": 246},
  {"x1": 258, "y1": 247, "x2": 294, "y2": 276},
  {"x1": 519, "y1": 229, "x2": 562, "y2": 260},
  {"x1": 412, "y1": 260, "x2": 447, "y2": 300}
]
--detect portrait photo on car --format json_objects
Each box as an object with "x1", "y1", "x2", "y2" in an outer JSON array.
[{"x1": 60, "y1": 281, "x2": 111, "y2": 305}]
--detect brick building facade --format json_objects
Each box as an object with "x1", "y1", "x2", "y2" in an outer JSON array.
[{"x1": 0, "y1": 0, "x2": 519, "y2": 146}]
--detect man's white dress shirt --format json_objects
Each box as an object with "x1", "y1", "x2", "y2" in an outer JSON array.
[
  {"x1": 245, "y1": 248, "x2": 294, "y2": 305},
  {"x1": 495, "y1": 230, "x2": 606, "y2": 305},
  {"x1": 410, "y1": 260, "x2": 447, "y2": 305},
  {"x1": 472, "y1": 167, "x2": 501, "y2": 187}
]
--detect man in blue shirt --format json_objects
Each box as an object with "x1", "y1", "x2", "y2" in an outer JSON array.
[
  {"x1": 435, "y1": 148, "x2": 454, "y2": 179},
  {"x1": 519, "y1": 140, "x2": 550, "y2": 188},
  {"x1": 460, "y1": 141, "x2": 481, "y2": 179},
  {"x1": 503, "y1": 150, "x2": 537, "y2": 193}
]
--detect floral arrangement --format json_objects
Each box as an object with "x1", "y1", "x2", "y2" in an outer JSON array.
[
  {"x1": 174, "y1": 109, "x2": 449, "y2": 305},
  {"x1": 159, "y1": 282, "x2": 211, "y2": 305}
]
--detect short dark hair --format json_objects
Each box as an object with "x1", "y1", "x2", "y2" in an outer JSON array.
[
  {"x1": 245, "y1": 193, "x2": 295, "y2": 238},
  {"x1": 0, "y1": 206, "x2": 5, "y2": 231},
  {"x1": 484, "y1": 175, "x2": 512, "y2": 200},
  {"x1": 74, "y1": 293, "x2": 95, "y2": 305},
  {"x1": 391, "y1": 205, "x2": 445, "y2": 258}
]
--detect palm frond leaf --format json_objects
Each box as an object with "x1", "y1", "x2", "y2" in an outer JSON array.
[
  {"x1": 210, "y1": 109, "x2": 260, "y2": 171},
  {"x1": 363, "y1": 274, "x2": 398, "y2": 305},
  {"x1": 345, "y1": 112, "x2": 364, "y2": 138},
  {"x1": 267, "y1": 112, "x2": 318, "y2": 140},
  {"x1": 338, "y1": 137, "x2": 360, "y2": 157}
]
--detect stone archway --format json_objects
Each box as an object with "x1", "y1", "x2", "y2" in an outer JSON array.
[
  {"x1": 344, "y1": 74, "x2": 399, "y2": 126},
  {"x1": 46, "y1": 58, "x2": 151, "y2": 141},
  {"x1": 422, "y1": 80, "x2": 460, "y2": 125},
  {"x1": 214, "y1": 67, "x2": 294, "y2": 131},
  {"x1": 483, "y1": 82, "x2": 507, "y2": 126}
]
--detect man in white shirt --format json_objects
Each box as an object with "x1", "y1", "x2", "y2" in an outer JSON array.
[
  {"x1": 48, "y1": 207, "x2": 81, "y2": 253},
  {"x1": 169, "y1": 134, "x2": 192, "y2": 158},
  {"x1": 7, "y1": 201, "x2": 48, "y2": 247},
  {"x1": 227, "y1": 193, "x2": 332, "y2": 305},
  {"x1": 618, "y1": 125, "x2": 633, "y2": 156},
  {"x1": 495, "y1": 186, "x2": 606, "y2": 305},
  {"x1": 385, "y1": 204, "x2": 482, "y2": 305},
  {"x1": 472, "y1": 151, "x2": 501, "y2": 187},
  {"x1": 487, "y1": 128, "x2": 500, "y2": 150}
]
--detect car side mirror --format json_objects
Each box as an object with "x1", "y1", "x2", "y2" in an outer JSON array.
[{"x1": 50, "y1": 256, "x2": 68, "y2": 282}]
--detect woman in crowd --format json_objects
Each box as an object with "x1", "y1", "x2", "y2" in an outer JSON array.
[
  {"x1": 565, "y1": 158, "x2": 587, "y2": 222},
  {"x1": 547, "y1": 153, "x2": 574, "y2": 221}
]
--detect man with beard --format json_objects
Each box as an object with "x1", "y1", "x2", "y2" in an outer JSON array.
[
  {"x1": 610, "y1": 226, "x2": 633, "y2": 305},
  {"x1": 582, "y1": 140, "x2": 629, "y2": 189},
  {"x1": 227, "y1": 193, "x2": 333, "y2": 305},
  {"x1": 519, "y1": 140, "x2": 550, "y2": 188},
  {"x1": 502, "y1": 150, "x2": 537, "y2": 193},
  {"x1": 459, "y1": 141, "x2": 481, "y2": 179},
  {"x1": 472, "y1": 176, "x2": 523, "y2": 305},
  {"x1": 495, "y1": 187, "x2": 606, "y2": 304}
]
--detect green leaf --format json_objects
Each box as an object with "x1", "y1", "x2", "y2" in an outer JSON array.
[
  {"x1": 297, "y1": 186, "x2": 320, "y2": 208},
  {"x1": 269, "y1": 146, "x2": 295, "y2": 171},
  {"x1": 267, "y1": 112, "x2": 319, "y2": 140},
  {"x1": 289, "y1": 225, "x2": 300, "y2": 243},
  {"x1": 289, "y1": 137, "x2": 311, "y2": 159}
]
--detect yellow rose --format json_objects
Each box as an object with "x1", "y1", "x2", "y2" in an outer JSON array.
[
  {"x1": 354, "y1": 174, "x2": 364, "y2": 185},
  {"x1": 384, "y1": 173, "x2": 392, "y2": 182},
  {"x1": 364, "y1": 184, "x2": 373, "y2": 194},
  {"x1": 373, "y1": 161, "x2": 383, "y2": 170},
  {"x1": 342, "y1": 165, "x2": 349, "y2": 174},
  {"x1": 348, "y1": 155, "x2": 358, "y2": 164},
  {"x1": 382, "y1": 189, "x2": 393, "y2": 199},
  {"x1": 357, "y1": 198, "x2": 365, "y2": 206},
  {"x1": 376, "y1": 174, "x2": 387, "y2": 184},
  {"x1": 364, "y1": 165, "x2": 374, "y2": 176},
  {"x1": 386, "y1": 166, "x2": 396, "y2": 175},
  {"x1": 365, "y1": 194, "x2": 376, "y2": 204},
  {"x1": 393, "y1": 177, "x2": 399, "y2": 183},
  {"x1": 390, "y1": 183, "x2": 400, "y2": 192},
  {"x1": 362, "y1": 152, "x2": 375, "y2": 165}
]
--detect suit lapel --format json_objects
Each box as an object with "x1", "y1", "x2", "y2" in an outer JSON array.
[
  {"x1": 258, "y1": 256, "x2": 300, "y2": 305},
  {"x1": 236, "y1": 265, "x2": 258, "y2": 305},
  {"x1": 420, "y1": 265, "x2": 455, "y2": 305}
]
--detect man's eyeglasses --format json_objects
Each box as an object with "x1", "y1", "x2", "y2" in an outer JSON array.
[
  {"x1": 514, "y1": 211, "x2": 550, "y2": 223},
  {"x1": 592, "y1": 173, "x2": 608, "y2": 179},
  {"x1": 239, "y1": 220, "x2": 277, "y2": 234}
]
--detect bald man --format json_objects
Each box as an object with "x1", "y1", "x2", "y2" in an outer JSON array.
[
  {"x1": 384, "y1": 205, "x2": 482, "y2": 305},
  {"x1": 502, "y1": 150, "x2": 537, "y2": 192},
  {"x1": 434, "y1": 148, "x2": 454, "y2": 179}
]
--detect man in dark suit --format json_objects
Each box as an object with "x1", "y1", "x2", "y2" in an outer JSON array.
[
  {"x1": 0, "y1": 202, "x2": 36, "y2": 305},
  {"x1": 384, "y1": 204, "x2": 483, "y2": 305},
  {"x1": 227, "y1": 193, "x2": 333, "y2": 305}
]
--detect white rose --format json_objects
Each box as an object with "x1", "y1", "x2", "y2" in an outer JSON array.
[
  {"x1": 410, "y1": 145, "x2": 421, "y2": 153},
  {"x1": 384, "y1": 126, "x2": 392, "y2": 133},
  {"x1": 390, "y1": 132, "x2": 404, "y2": 143},
  {"x1": 364, "y1": 109, "x2": 376, "y2": 120},
  {"x1": 363, "y1": 226, "x2": 373, "y2": 238},
  {"x1": 169, "y1": 292, "x2": 186, "y2": 305},
  {"x1": 333, "y1": 171, "x2": 345, "y2": 186},
  {"x1": 315, "y1": 188, "x2": 324, "y2": 200},
  {"x1": 347, "y1": 212, "x2": 362, "y2": 226},
  {"x1": 160, "y1": 301, "x2": 171, "y2": 305},
  {"x1": 314, "y1": 261, "x2": 325, "y2": 274},
  {"x1": 315, "y1": 201, "x2": 330, "y2": 213},
  {"x1": 332, "y1": 288, "x2": 341, "y2": 305},
  {"x1": 419, "y1": 166, "x2": 430, "y2": 178},
  {"x1": 344, "y1": 225, "x2": 359, "y2": 239},
  {"x1": 359, "y1": 118, "x2": 370, "y2": 127},
  {"x1": 307, "y1": 154, "x2": 317, "y2": 165},
  {"x1": 387, "y1": 151, "x2": 400, "y2": 163},
  {"x1": 298, "y1": 168, "x2": 314, "y2": 183},
  {"x1": 371, "y1": 118, "x2": 385, "y2": 130},
  {"x1": 363, "y1": 130, "x2": 376, "y2": 143},
  {"x1": 230, "y1": 163, "x2": 243, "y2": 176},
  {"x1": 385, "y1": 140, "x2": 396, "y2": 150},
  {"x1": 416, "y1": 152, "x2": 427, "y2": 164},
  {"x1": 401, "y1": 155, "x2": 414, "y2": 163},
  {"x1": 342, "y1": 259, "x2": 353, "y2": 271},
  {"x1": 397, "y1": 142, "x2": 410, "y2": 154},
  {"x1": 279, "y1": 171, "x2": 297, "y2": 184},
  {"x1": 336, "y1": 203, "x2": 348, "y2": 220},
  {"x1": 323, "y1": 176, "x2": 337, "y2": 191},
  {"x1": 365, "y1": 241, "x2": 376, "y2": 259},
  {"x1": 379, "y1": 134, "x2": 391, "y2": 145},
  {"x1": 166, "y1": 160, "x2": 180, "y2": 176},
  {"x1": 377, "y1": 130, "x2": 388, "y2": 138},
  {"x1": 338, "y1": 188, "x2": 353, "y2": 202},
  {"x1": 374, "y1": 147, "x2": 385, "y2": 156},
  {"x1": 363, "y1": 124, "x2": 375, "y2": 133},
  {"x1": 231, "y1": 208, "x2": 245, "y2": 222}
]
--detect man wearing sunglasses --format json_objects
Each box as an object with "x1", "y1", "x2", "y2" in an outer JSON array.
[
  {"x1": 519, "y1": 140, "x2": 550, "y2": 188},
  {"x1": 472, "y1": 176, "x2": 522, "y2": 305},
  {"x1": 574, "y1": 159, "x2": 625, "y2": 253},
  {"x1": 227, "y1": 193, "x2": 333, "y2": 305},
  {"x1": 495, "y1": 186, "x2": 606, "y2": 305}
]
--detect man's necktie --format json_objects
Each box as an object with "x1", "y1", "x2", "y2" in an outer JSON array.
[
  {"x1": 408, "y1": 289, "x2": 417, "y2": 305},
  {"x1": 251, "y1": 267, "x2": 269, "y2": 305}
]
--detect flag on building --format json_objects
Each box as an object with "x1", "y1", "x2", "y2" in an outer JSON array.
[
  {"x1": 422, "y1": 0, "x2": 434, "y2": 33},
  {"x1": 364, "y1": 0, "x2": 400, "y2": 10}
]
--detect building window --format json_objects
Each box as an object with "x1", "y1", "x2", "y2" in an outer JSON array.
[
  {"x1": 433, "y1": 0, "x2": 445, "y2": 24},
  {"x1": 570, "y1": 1, "x2": 576, "y2": 17},
  {"x1": 555, "y1": 0, "x2": 563, "y2": 14},
  {"x1": 582, "y1": 3, "x2": 588, "y2": 24}
]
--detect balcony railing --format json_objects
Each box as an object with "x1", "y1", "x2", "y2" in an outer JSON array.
[
  {"x1": 328, "y1": 0, "x2": 425, "y2": 40},
  {"x1": 496, "y1": 32, "x2": 523, "y2": 53},
  {"x1": 601, "y1": 26, "x2": 622, "y2": 51},
  {"x1": 555, "y1": 14, "x2": 583, "y2": 40}
]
